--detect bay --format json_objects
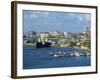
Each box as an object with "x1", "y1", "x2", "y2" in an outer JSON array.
[{"x1": 23, "y1": 45, "x2": 91, "y2": 69}]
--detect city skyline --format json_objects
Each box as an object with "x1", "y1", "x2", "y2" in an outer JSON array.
[{"x1": 23, "y1": 10, "x2": 91, "y2": 33}]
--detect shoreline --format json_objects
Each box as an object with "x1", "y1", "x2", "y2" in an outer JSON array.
[
  {"x1": 24, "y1": 43, "x2": 89, "y2": 51},
  {"x1": 23, "y1": 43, "x2": 35, "y2": 46}
]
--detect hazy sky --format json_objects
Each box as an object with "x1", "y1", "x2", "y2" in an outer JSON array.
[{"x1": 23, "y1": 10, "x2": 91, "y2": 32}]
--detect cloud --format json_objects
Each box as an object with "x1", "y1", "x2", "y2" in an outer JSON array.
[
  {"x1": 31, "y1": 11, "x2": 50, "y2": 17},
  {"x1": 77, "y1": 14, "x2": 91, "y2": 22},
  {"x1": 84, "y1": 14, "x2": 91, "y2": 22},
  {"x1": 42, "y1": 12, "x2": 50, "y2": 17},
  {"x1": 68, "y1": 13, "x2": 90, "y2": 21},
  {"x1": 37, "y1": 11, "x2": 50, "y2": 18},
  {"x1": 68, "y1": 13, "x2": 76, "y2": 17},
  {"x1": 30, "y1": 14, "x2": 38, "y2": 18},
  {"x1": 78, "y1": 16, "x2": 83, "y2": 21},
  {"x1": 24, "y1": 13, "x2": 38, "y2": 19}
]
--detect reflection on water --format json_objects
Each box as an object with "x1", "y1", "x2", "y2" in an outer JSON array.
[{"x1": 23, "y1": 45, "x2": 91, "y2": 69}]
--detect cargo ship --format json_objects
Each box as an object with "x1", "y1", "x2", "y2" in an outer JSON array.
[{"x1": 36, "y1": 42, "x2": 51, "y2": 48}]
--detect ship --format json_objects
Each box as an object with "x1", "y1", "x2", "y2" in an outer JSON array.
[
  {"x1": 36, "y1": 36, "x2": 52, "y2": 48},
  {"x1": 36, "y1": 41, "x2": 52, "y2": 48}
]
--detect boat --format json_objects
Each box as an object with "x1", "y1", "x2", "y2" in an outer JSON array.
[
  {"x1": 53, "y1": 54, "x2": 64, "y2": 57},
  {"x1": 49, "y1": 52, "x2": 55, "y2": 55},
  {"x1": 49, "y1": 51, "x2": 66, "y2": 57},
  {"x1": 49, "y1": 50, "x2": 90, "y2": 57},
  {"x1": 36, "y1": 42, "x2": 52, "y2": 48},
  {"x1": 74, "y1": 51, "x2": 80, "y2": 56},
  {"x1": 87, "y1": 53, "x2": 91, "y2": 56},
  {"x1": 70, "y1": 53, "x2": 74, "y2": 56}
]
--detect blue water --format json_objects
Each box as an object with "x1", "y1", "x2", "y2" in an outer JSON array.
[{"x1": 23, "y1": 45, "x2": 91, "y2": 69}]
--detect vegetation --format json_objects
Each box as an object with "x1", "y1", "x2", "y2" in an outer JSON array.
[
  {"x1": 48, "y1": 35, "x2": 65, "y2": 38},
  {"x1": 68, "y1": 41, "x2": 77, "y2": 48},
  {"x1": 26, "y1": 40, "x2": 37, "y2": 43}
]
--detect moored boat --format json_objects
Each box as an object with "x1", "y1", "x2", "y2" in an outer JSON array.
[
  {"x1": 36, "y1": 42, "x2": 51, "y2": 48},
  {"x1": 49, "y1": 51, "x2": 66, "y2": 57}
]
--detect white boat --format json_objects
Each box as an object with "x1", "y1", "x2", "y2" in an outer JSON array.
[
  {"x1": 87, "y1": 53, "x2": 91, "y2": 56},
  {"x1": 53, "y1": 54, "x2": 65, "y2": 57},
  {"x1": 70, "y1": 53, "x2": 73, "y2": 56},
  {"x1": 49, "y1": 51, "x2": 65, "y2": 57},
  {"x1": 74, "y1": 51, "x2": 80, "y2": 56},
  {"x1": 49, "y1": 52, "x2": 54, "y2": 55}
]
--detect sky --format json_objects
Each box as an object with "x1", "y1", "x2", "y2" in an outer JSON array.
[{"x1": 23, "y1": 10, "x2": 91, "y2": 33}]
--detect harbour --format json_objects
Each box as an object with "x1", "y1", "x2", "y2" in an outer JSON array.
[{"x1": 23, "y1": 45, "x2": 91, "y2": 69}]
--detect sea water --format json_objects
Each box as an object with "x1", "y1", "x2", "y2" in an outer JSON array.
[{"x1": 23, "y1": 45, "x2": 91, "y2": 69}]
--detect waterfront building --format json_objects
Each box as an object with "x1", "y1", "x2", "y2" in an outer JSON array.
[
  {"x1": 23, "y1": 31, "x2": 38, "y2": 43},
  {"x1": 37, "y1": 32, "x2": 49, "y2": 42}
]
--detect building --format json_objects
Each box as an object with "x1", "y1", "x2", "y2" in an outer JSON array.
[{"x1": 37, "y1": 32, "x2": 49, "y2": 42}]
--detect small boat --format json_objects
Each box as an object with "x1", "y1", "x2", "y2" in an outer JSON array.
[
  {"x1": 54, "y1": 54, "x2": 59, "y2": 57},
  {"x1": 49, "y1": 52, "x2": 55, "y2": 55},
  {"x1": 87, "y1": 53, "x2": 91, "y2": 56},
  {"x1": 70, "y1": 52, "x2": 74, "y2": 56},
  {"x1": 74, "y1": 51, "x2": 80, "y2": 56},
  {"x1": 49, "y1": 51, "x2": 66, "y2": 57},
  {"x1": 53, "y1": 53, "x2": 65, "y2": 57}
]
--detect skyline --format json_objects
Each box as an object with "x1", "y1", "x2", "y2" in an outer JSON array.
[{"x1": 23, "y1": 10, "x2": 91, "y2": 33}]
